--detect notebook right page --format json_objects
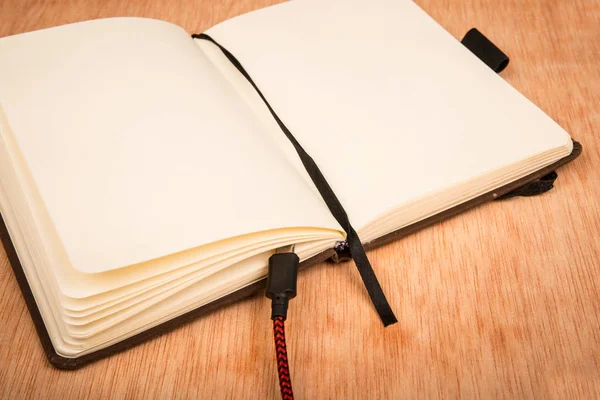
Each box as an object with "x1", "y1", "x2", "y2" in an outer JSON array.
[{"x1": 204, "y1": 0, "x2": 573, "y2": 234}]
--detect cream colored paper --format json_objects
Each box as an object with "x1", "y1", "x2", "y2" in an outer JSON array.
[
  {"x1": 0, "y1": 17, "x2": 342, "y2": 276},
  {"x1": 205, "y1": 0, "x2": 573, "y2": 232}
]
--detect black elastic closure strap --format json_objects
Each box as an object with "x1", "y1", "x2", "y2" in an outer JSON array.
[
  {"x1": 192, "y1": 33, "x2": 397, "y2": 326},
  {"x1": 461, "y1": 28, "x2": 509, "y2": 73},
  {"x1": 332, "y1": 240, "x2": 352, "y2": 263},
  {"x1": 497, "y1": 171, "x2": 558, "y2": 200}
]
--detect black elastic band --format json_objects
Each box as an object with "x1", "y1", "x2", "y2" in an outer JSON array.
[
  {"x1": 193, "y1": 33, "x2": 397, "y2": 326},
  {"x1": 461, "y1": 28, "x2": 509, "y2": 73},
  {"x1": 497, "y1": 171, "x2": 558, "y2": 200}
]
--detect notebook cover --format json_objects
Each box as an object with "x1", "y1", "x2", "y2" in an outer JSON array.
[{"x1": 0, "y1": 141, "x2": 582, "y2": 369}]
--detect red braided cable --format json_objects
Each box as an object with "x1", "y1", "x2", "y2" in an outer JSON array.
[{"x1": 273, "y1": 316, "x2": 294, "y2": 400}]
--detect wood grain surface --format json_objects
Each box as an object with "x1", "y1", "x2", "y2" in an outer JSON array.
[{"x1": 1, "y1": 0, "x2": 599, "y2": 398}]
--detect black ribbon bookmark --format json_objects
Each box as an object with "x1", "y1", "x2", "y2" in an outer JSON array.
[{"x1": 193, "y1": 33, "x2": 397, "y2": 327}]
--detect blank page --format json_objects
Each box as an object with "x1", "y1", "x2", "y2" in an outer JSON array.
[
  {"x1": 0, "y1": 18, "x2": 342, "y2": 274},
  {"x1": 204, "y1": 0, "x2": 573, "y2": 230}
]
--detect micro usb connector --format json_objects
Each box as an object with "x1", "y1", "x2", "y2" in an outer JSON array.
[{"x1": 265, "y1": 245, "x2": 298, "y2": 321}]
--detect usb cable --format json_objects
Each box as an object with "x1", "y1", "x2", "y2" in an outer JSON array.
[{"x1": 266, "y1": 245, "x2": 299, "y2": 400}]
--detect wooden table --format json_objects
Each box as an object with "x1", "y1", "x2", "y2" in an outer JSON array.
[{"x1": 1, "y1": 0, "x2": 599, "y2": 398}]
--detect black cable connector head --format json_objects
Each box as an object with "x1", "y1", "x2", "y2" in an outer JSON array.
[{"x1": 266, "y1": 249, "x2": 299, "y2": 321}]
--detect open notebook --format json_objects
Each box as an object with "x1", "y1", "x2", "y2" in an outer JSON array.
[{"x1": 0, "y1": 0, "x2": 580, "y2": 368}]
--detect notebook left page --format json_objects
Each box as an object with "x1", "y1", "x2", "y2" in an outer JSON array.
[{"x1": 0, "y1": 18, "x2": 343, "y2": 278}]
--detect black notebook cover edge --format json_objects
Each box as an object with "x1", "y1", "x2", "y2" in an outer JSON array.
[{"x1": 0, "y1": 141, "x2": 582, "y2": 369}]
